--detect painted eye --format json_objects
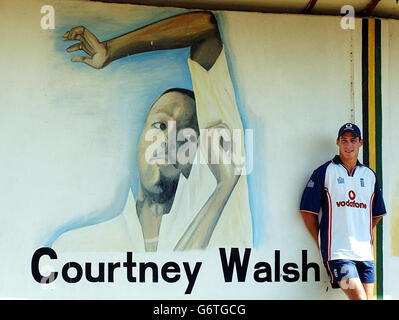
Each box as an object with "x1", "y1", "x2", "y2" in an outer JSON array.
[{"x1": 153, "y1": 122, "x2": 167, "y2": 130}]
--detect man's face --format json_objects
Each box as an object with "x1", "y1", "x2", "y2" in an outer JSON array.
[
  {"x1": 137, "y1": 91, "x2": 198, "y2": 199},
  {"x1": 336, "y1": 131, "x2": 363, "y2": 162}
]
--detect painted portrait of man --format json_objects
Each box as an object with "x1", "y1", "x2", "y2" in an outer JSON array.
[{"x1": 51, "y1": 11, "x2": 253, "y2": 252}]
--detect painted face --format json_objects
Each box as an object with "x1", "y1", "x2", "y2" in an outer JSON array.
[
  {"x1": 137, "y1": 91, "x2": 198, "y2": 200},
  {"x1": 336, "y1": 131, "x2": 363, "y2": 162}
]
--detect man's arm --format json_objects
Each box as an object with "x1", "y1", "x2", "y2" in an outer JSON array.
[
  {"x1": 175, "y1": 122, "x2": 241, "y2": 250},
  {"x1": 371, "y1": 178, "x2": 386, "y2": 229},
  {"x1": 175, "y1": 178, "x2": 239, "y2": 251},
  {"x1": 300, "y1": 211, "x2": 319, "y2": 249},
  {"x1": 62, "y1": 12, "x2": 222, "y2": 70},
  {"x1": 372, "y1": 216, "x2": 383, "y2": 229}
]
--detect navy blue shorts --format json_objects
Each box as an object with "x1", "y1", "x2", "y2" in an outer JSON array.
[{"x1": 323, "y1": 260, "x2": 375, "y2": 289}]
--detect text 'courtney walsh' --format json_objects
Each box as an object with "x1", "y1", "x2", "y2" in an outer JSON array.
[{"x1": 31, "y1": 248, "x2": 321, "y2": 294}]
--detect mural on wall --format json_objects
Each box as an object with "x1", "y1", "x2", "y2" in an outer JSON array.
[{"x1": 51, "y1": 11, "x2": 253, "y2": 252}]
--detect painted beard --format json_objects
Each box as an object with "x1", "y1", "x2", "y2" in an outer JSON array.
[{"x1": 141, "y1": 171, "x2": 179, "y2": 206}]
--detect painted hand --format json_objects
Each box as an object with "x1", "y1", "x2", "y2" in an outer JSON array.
[
  {"x1": 62, "y1": 26, "x2": 109, "y2": 69},
  {"x1": 201, "y1": 120, "x2": 241, "y2": 188}
]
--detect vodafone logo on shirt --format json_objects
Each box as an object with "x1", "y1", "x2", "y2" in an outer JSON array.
[{"x1": 336, "y1": 190, "x2": 367, "y2": 209}]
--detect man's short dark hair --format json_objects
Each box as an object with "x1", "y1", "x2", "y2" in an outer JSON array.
[{"x1": 162, "y1": 88, "x2": 195, "y2": 101}]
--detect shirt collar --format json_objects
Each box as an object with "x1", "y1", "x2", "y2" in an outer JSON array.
[{"x1": 332, "y1": 155, "x2": 363, "y2": 167}]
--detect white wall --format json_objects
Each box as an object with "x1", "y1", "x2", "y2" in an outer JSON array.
[
  {"x1": 382, "y1": 18, "x2": 399, "y2": 300},
  {"x1": 221, "y1": 11, "x2": 358, "y2": 299}
]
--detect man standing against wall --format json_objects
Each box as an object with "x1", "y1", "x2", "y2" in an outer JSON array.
[{"x1": 299, "y1": 123, "x2": 387, "y2": 300}]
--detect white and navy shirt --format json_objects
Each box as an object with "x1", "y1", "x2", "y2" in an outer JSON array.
[{"x1": 300, "y1": 155, "x2": 386, "y2": 262}]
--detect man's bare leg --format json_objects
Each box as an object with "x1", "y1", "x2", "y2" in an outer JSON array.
[
  {"x1": 362, "y1": 282, "x2": 375, "y2": 300},
  {"x1": 338, "y1": 278, "x2": 367, "y2": 300}
]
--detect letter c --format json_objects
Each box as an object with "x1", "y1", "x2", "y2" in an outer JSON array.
[{"x1": 31, "y1": 247, "x2": 58, "y2": 284}]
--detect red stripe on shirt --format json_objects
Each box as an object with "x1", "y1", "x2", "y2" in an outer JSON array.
[
  {"x1": 299, "y1": 210, "x2": 319, "y2": 215},
  {"x1": 325, "y1": 187, "x2": 332, "y2": 261}
]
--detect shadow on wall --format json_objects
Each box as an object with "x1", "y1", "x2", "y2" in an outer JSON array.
[{"x1": 391, "y1": 180, "x2": 399, "y2": 256}]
